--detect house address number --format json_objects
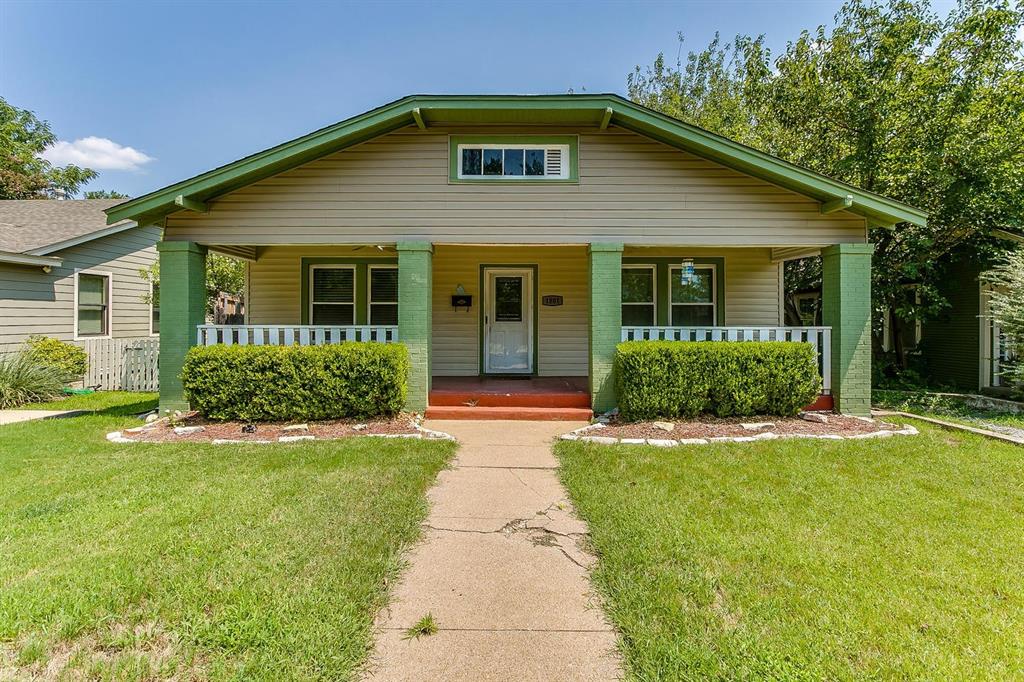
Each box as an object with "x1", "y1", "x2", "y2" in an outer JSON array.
[{"x1": 542, "y1": 295, "x2": 564, "y2": 307}]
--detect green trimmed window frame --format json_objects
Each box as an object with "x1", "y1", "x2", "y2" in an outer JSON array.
[
  {"x1": 621, "y1": 257, "x2": 726, "y2": 326},
  {"x1": 300, "y1": 257, "x2": 398, "y2": 325},
  {"x1": 449, "y1": 135, "x2": 579, "y2": 184}
]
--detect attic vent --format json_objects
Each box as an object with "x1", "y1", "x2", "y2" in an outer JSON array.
[{"x1": 544, "y1": 148, "x2": 563, "y2": 177}]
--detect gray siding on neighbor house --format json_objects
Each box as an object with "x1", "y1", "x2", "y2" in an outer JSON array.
[
  {"x1": 163, "y1": 127, "x2": 867, "y2": 247},
  {"x1": 921, "y1": 256, "x2": 983, "y2": 390},
  {"x1": 0, "y1": 225, "x2": 160, "y2": 353}
]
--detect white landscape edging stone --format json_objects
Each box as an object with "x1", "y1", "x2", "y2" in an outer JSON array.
[{"x1": 559, "y1": 421, "x2": 919, "y2": 446}]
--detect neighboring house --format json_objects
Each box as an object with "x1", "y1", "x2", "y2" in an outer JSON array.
[
  {"x1": 103, "y1": 94, "x2": 926, "y2": 417},
  {"x1": 920, "y1": 232, "x2": 1022, "y2": 393},
  {"x1": 0, "y1": 200, "x2": 161, "y2": 355}
]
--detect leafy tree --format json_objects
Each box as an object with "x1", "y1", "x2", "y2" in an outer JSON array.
[
  {"x1": 140, "y1": 254, "x2": 245, "y2": 316},
  {"x1": 628, "y1": 0, "x2": 1024, "y2": 370},
  {"x1": 982, "y1": 247, "x2": 1024, "y2": 391},
  {"x1": 83, "y1": 189, "x2": 130, "y2": 199},
  {"x1": 0, "y1": 97, "x2": 97, "y2": 199}
]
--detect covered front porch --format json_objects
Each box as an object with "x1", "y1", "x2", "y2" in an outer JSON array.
[{"x1": 157, "y1": 241, "x2": 872, "y2": 416}]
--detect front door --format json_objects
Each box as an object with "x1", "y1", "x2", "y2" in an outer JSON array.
[{"x1": 484, "y1": 268, "x2": 533, "y2": 373}]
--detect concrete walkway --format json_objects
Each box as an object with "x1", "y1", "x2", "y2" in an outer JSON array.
[
  {"x1": 0, "y1": 409, "x2": 84, "y2": 425},
  {"x1": 365, "y1": 420, "x2": 621, "y2": 681}
]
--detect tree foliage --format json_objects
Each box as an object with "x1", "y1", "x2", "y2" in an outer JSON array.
[
  {"x1": 628, "y1": 0, "x2": 1024, "y2": 363},
  {"x1": 0, "y1": 97, "x2": 97, "y2": 199},
  {"x1": 83, "y1": 190, "x2": 130, "y2": 199},
  {"x1": 982, "y1": 247, "x2": 1024, "y2": 390},
  {"x1": 141, "y1": 254, "x2": 246, "y2": 315}
]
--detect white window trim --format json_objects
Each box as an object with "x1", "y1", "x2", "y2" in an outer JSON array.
[
  {"x1": 367, "y1": 264, "x2": 399, "y2": 326},
  {"x1": 148, "y1": 279, "x2": 159, "y2": 337},
  {"x1": 621, "y1": 264, "x2": 657, "y2": 326},
  {"x1": 456, "y1": 143, "x2": 570, "y2": 180},
  {"x1": 74, "y1": 269, "x2": 113, "y2": 340},
  {"x1": 308, "y1": 264, "x2": 356, "y2": 325},
  {"x1": 668, "y1": 264, "x2": 717, "y2": 326}
]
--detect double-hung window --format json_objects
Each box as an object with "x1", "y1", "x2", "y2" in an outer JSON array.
[
  {"x1": 76, "y1": 272, "x2": 110, "y2": 337},
  {"x1": 150, "y1": 282, "x2": 160, "y2": 335},
  {"x1": 669, "y1": 265, "x2": 716, "y2": 326},
  {"x1": 621, "y1": 266, "x2": 656, "y2": 326},
  {"x1": 368, "y1": 266, "x2": 398, "y2": 325},
  {"x1": 310, "y1": 265, "x2": 355, "y2": 325}
]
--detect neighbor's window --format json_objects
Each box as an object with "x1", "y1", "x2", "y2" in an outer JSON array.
[
  {"x1": 458, "y1": 144, "x2": 568, "y2": 180},
  {"x1": 77, "y1": 273, "x2": 110, "y2": 337},
  {"x1": 621, "y1": 266, "x2": 656, "y2": 326},
  {"x1": 670, "y1": 265, "x2": 715, "y2": 326},
  {"x1": 369, "y1": 266, "x2": 398, "y2": 325},
  {"x1": 150, "y1": 282, "x2": 160, "y2": 334},
  {"x1": 310, "y1": 266, "x2": 355, "y2": 325}
]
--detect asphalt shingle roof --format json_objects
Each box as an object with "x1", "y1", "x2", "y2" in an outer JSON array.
[{"x1": 0, "y1": 199, "x2": 131, "y2": 254}]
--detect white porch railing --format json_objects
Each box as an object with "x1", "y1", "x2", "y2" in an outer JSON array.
[
  {"x1": 197, "y1": 325, "x2": 398, "y2": 346},
  {"x1": 621, "y1": 326, "x2": 832, "y2": 393}
]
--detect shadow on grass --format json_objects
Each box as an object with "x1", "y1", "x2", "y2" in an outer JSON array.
[{"x1": 95, "y1": 398, "x2": 160, "y2": 418}]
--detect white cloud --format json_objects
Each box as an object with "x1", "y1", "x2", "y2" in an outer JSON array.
[{"x1": 41, "y1": 136, "x2": 154, "y2": 171}]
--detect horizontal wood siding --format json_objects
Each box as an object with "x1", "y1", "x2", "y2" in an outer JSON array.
[
  {"x1": 623, "y1": 247, "x2": 782, "y2": 326},
  {"x1": 0, "y1": 225, "x2": 160, "y2": 352},
  {"x1": 165, "y1": 127, "x2": 866, "y2": 246},
  {"x1": 246, "y1": 245, "x2": 394, "y2": 324},
  {"x1": 432, "y1": 245, "x2": 589, "y2": 376}
]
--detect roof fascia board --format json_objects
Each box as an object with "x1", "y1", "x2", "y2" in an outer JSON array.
[
  {"x1": 0, "y1": 250, "x2": 63, "y2": 268},
  {"x1": 26, "y1": 221, "x2": 140, "y2": 256}
]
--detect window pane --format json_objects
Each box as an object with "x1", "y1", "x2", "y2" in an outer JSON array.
[
  {"x1": 370, "y1": 268, "x2": 398, "y2": 303},
  {"x1": 79, "y1": 274, "x2": 107, "y2": 306},
  {"x1": 622, "y1": 305, "x2": 654, "y2": 326},
  {"x1": 525, "y1": 149, "x2": 545, "y2": 176},
  {"x1": 494, "y1": 277, "x2": 522, "y2": 322},
  {"x1": 621, "y1": 269, "x2": 654, "y2": 304},
  {"x1": 78, "y1": 306, "x2": 105, "y2": 336},
  {"x1": 370, "y1": 303, "x2": 398, "y2": 325},
  {"x1": 672, "y1": 268, "x2": 713, "y2": 303},
  {"x1": 672, "y1": 305, "x2": 714, "y2": 326},
  {"x1": 152, "y1": 307, "x2": 160, "y2": 333},
  {"x1": 312, "y1": 268, "x2": 354, "y2": 303},
  {"x1": 503, "y1": 149, "x2": 524, "y2": 175},
  {"x1": 483, "y1": 149, "x2": 503, "y2": 175},
  {"x1": 312, "y1": 304, "x2": 354, "y2": 325},
  {"x1": 461, "y1": 148, "x2": 482, "y2": 176}
]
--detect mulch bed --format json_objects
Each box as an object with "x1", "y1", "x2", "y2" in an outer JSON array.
[
  {"x1": 128, "y1": 412, "x2": 420, "y2": 443},
  {"x1": 596, "y1": 413, "x2": 901, "y2": 440}
]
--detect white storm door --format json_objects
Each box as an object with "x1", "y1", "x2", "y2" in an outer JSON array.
[{"x1": 484, "y1": 269, "x2": 533, "y2": 373}]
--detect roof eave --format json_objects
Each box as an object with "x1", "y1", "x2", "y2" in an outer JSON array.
[
  {"x1": 0, "y1": 250, "x2": 63, "y2": 269},
  {"x1": 26, "y1": 220, "x2": 140, "y2": 255}
]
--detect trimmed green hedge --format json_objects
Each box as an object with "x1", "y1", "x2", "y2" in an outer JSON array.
[
  {"x1": 25, "y1": 335, "x2": 87, "y2": 379},
  {"x1": 181, "y1": 343, "x2": 409, "y2": 421},
  {"x1": 615, "y1": 340, "x2": 822, "y2": 420}
]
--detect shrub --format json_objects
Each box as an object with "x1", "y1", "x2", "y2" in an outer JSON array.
[
  {"x1": 25, "y1": 335, "x2": 88, "y2": 379},
  {"x1": 0, "y1": 351, "x2": 69, "y2": 408},
  {"x1": 615, "y1": 341, "x2": 822, "y2": 420},
  {"x1": 181, "y1": 343, "x2": 409, "y2": 421}
]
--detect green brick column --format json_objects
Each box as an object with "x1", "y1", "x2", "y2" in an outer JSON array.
[
  {"x1": 397, "y1": 241, "x2": 433, "y2": 412},
  {"x1": 821, "y1": 243, "x2": 874, "y2": 415},
  {"x1": 156, "y1": 240, "x2": 207, "y2": 414},
  {"x1": 589, "y1": 242, "x2": 624, "y2": 413}
]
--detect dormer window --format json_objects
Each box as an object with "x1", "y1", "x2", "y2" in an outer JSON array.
[{"x1": 450, "y1": 136, "x2": 577, "y2": 183}]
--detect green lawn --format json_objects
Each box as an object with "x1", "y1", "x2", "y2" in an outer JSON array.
[
  {"x1": 558, "y1": 423, "x2": 1024, "y2": 680},
  {"x1": 0, "y1": 392, "x2": 455, "y2": 680},
  {"x1": 874, "y1": 389, "x2": 1024, "y2": 431}
]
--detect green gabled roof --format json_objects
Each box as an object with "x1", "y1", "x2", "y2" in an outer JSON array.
[{"x1": 105, "y1": 94, "x2": 927, "y2": 228}]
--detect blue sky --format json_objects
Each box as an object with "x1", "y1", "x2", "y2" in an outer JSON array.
[{"x1": 0, "y1": 0, "x2": 958, "y2": 197}]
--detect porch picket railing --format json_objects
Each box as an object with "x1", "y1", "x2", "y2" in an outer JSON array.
[
  {"x1": 82, "y1": 337, "x2": 160, "y2": 392},
  {"x1": 620, "y1": 326, "x2": 832, "y2": 393},
  {"x1": 196, "y1": 325, "x2": 399, "y2": 346}
]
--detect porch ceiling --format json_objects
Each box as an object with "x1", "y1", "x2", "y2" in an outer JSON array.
[{"x1": 105, "y1": 95, "x2": 926, "y2": 230}]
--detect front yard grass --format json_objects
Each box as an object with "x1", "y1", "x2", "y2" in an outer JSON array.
[
  {"x1": 558, "y1": 422, "x2": 1024, "y2": 680},
  {"x1": 0, "y1": 392, "x2": 455, "y2": 680}
]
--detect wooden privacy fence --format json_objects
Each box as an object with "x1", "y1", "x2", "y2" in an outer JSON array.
[{"x1": 82, "y1": 337, "x2": 159, "y2": 392}]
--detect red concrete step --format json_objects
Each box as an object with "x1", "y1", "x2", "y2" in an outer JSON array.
[
  {"x1": 428, "y1": 390, "x2": 591, "y2": 409},
  {"x1": 424, "y1": 405, "x2": 594, "y2": 421}
]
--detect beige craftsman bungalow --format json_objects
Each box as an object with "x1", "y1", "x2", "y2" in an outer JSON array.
[{"x1": 105, "y1": 94, "x2": 926, "y2": 418}]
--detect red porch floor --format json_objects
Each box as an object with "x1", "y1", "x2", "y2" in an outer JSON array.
[{"x1": 426, "y1": 376, "x2": 592, "y2": 420}]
